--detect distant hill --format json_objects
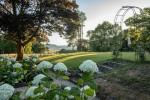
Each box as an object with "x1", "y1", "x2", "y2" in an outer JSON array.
[{"x1": 46, "y1": 44, "x2": 73, "y2": 50}]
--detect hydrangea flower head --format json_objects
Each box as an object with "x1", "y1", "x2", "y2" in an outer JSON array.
[
  {"x1": 0, "y1": 83, "x2": 15, "y2": 100},
  {"x1": 32, "y1": 74, "x2": 46, "y2": 85},
  {"x1": 64, "y1": 86, "x2": 71, "y2": 91},
  {"x1": 25, "y1": 86, "x2": 38, "y2": 97},
  {"x1": 13, "y1": 62, "x2": 22, "y2": 68},
  {"x1": 37, "y1": 61, "x2": 53, "y2": 70},
  {"x1": 79, "y1": 60, "x2": 99, "y2": 73},
  {"x1": 7, "y1": 61, "x2": 12, "y2": 66},
  {"x1": 54, "y1": 62, "x2": 67, "y2": 72}
]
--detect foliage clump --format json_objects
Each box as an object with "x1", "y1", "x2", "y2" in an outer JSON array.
[{"x1": 0, "y1": 56, "x2": 98, "y2": 100}]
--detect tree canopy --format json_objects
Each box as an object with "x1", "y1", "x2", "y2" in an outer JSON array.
[
  {"x1": 0, "y1": 0, "x2": 79, "y2": 60},
  {"x1": 88, "y1": 21, "x2": 117, "y2": 51},
  {"x1": 66, "y1": 10, "x2": 87, "y2": 51},
  {"x1": 125, "y1": 7, "x2": 150, "y2": 53}
]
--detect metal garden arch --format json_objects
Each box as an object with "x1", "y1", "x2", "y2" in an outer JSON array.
[{"x1": 113, "y1": 6, "x2": 143, "y2": 60}]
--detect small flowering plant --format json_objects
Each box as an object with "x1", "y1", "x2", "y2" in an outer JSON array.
[
  {"x1": 0, "y1": 57, "x2": 26, "y2": 85},
  {"x1": 54, "y1": 62, "x2": 69, "y2": 79},
  {"x1": 53, "y1": 62, "x2": 67, "y2": 72},
  {"x1": 53, "y1": 62, "x2": 68, "y2": 78},
  {"x1": 79, "y1": 60, "x2": 99, "y2": 73},
  {"x1": 37, "y1": 61, "x2": 53, "y2": 70},
  {"x1": 13, "y1": 62, "x2": 23, "y2": 69},
  {"x1": 78, "y1": 60, "x2": 99, "y2": 92}
]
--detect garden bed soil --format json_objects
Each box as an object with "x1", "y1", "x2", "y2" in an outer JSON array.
[{"x1": 95, "y1": 61, "x2": 150, "y2": 100}]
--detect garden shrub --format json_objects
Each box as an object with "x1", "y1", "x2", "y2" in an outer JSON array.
[{"x1": 0, "y1": 56, "x2": 99, "y2": 100}]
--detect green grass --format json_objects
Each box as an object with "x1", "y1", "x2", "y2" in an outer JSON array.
[
  {"x1": 62, "y1": 52, "x2": 112, "y2": 69},
  {"x1": 41, "y1": 52, "x2": 150, "y2": 69},
  {"x1": 41, "y1": 52, "x2": 112, "y2": 69},
  {"x1": 121, "y1": 52, "x2": 150, "y2": 61}
]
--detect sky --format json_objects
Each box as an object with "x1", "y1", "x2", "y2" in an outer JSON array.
[{"x1": 49, "y1": 0, "x2": 150, "y2": 45}]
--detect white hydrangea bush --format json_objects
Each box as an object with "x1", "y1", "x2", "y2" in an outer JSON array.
[
  {"x1": 0, "y1": 83, "x2": 15, "y2": 100},
  {"x1": 79, "y1": 60, "x2": 99, "y2": 73},
  {"x1": 37, "y1": 61, "x2": 53, "y2": 70},
  {"x1": 32, "y1": 74, "x2": 46, "y2": 85},
  {"x1": 53, "y1": 62, "x2": 67, "y2": 72},
  {"x1": 13, "y1": 62, "x2": 23, "y2": 69},
  {"x1": 0, "y1": 59, "x2": 99, "y2": 99}
]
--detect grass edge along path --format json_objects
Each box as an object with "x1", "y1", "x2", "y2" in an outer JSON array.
[
  {"x1": 39, "y1": 52, "x2": 95, "y2": 61},
  {"x1": 54, "y1": 53, "x2": 97, "y2": 63}
]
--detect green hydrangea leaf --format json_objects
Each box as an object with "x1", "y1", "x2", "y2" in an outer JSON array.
[
  {"x1": 77, "y1": 79, "x2": 84, "y2": 85},
  {"x1": 62, "y1": 76, "x2": 69, "y2": 80},
  {"x1": 84, "y1": 88, "x2": 95, "y2": 96},
  {"x1": 34, "y1": 86, "x2": 44, "y2": 94}
]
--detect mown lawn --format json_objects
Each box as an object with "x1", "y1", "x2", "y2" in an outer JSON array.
[
  {"x1": 121, "y1": 52, "x2": 150, "y2": 61},
  {"x1": 61, "y1": 52, "x2": 112, "y2": 69},
  {"x1": 40, "y1": 52, "x2": 150, "y2": 69}
]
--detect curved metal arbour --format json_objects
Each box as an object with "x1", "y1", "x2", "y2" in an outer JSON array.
[
  {"x1": 113, "y1": 6, "x2": 143, "y2": 59},
  {"x1": 114, "y1": 6, "x2": 143, "y2": 26}
]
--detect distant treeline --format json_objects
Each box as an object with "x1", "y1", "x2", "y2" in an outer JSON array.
[{"x1": 0, "y1": 39, "x2": 47, "y2": 54}]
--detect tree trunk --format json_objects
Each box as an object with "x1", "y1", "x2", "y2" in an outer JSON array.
[{"x1": 16, "y1": 43, "x2": 24, "y2": 61}]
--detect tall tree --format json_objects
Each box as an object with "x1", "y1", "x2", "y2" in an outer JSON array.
[
  {"x1": 88, "y1": 21, "x2": 117, "y2": 51},
  {"x1": 66, "y1": 10, "x2": 86, "y2": 51},
  {"x1": 77, "y1": 10, "x2": 86, "y2": 51},
  {"x1": 0, "y1": 0, "x2": 79, "y2": 60},
  {"x1": 125, "y1": 8, "x2": 150, "y2": 52}
]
